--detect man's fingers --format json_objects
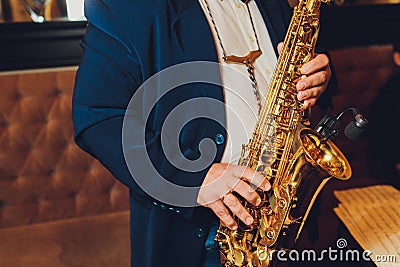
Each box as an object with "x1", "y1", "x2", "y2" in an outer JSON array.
[
  {"x1": 232, "y1": 165, "x2": 271, "y2": 191},
  {"x1": 297, "y1": 85, "x2": 325, "y2": 108},
  {"x1": 232, "y1": 179, "x2": 262, "y2": 206},
  {"x1": 222, "y1": 193, "x2": 254, "y2": 226},
  {"x1": 295, "y1": 54, "x2": 331, "y2": 109},
  {"x1": 300, "y1": 53, "x2": 329, "y2": 74},
  {"x1": 208, "y1": 200, "x2": 237, "y2": 230},
  {"x1": 277, "y1": 42, "x2": 284, "y2": 55},
  {"x1": 198, "y1": 163, "x2": 271, "y2": 227},
  {"x1": 303, "y1": 98, "x2": 317, "y2": 108},
  {"x1": 296, "y1": 71, "x2": 326, "y2": 92},
  {"x1": 297, "y1": 82, "x2": 326, "y2": 100}
]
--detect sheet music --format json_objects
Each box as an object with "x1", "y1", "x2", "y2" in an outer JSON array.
[{"x1": 334, "y1": 185, "x2": 400, "y2": 267}]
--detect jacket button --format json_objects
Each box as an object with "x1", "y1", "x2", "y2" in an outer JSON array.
[
  {"x1": 196, "y1": 228, "x2": 206, "y2": 238},
  {"x1": 214, "y1": 134, "x2": 225, "y2": 145}
]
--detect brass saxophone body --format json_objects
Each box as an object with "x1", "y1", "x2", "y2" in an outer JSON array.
[{"x1": 215, "y1": 1, "x2": 352, "y2": 266}]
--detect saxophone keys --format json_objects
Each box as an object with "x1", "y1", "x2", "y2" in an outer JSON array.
[
  {"x1": 264, "y1": 206, "x2": 273, "y2": 216},
  {"x1": 292, "y1": 74, "x2": 307, "y2": 84},
  {"x1": 226, "y1": 248, "x2": 246, "y2": 267},
  {"x1": 277, "y1": 198, "x2": 287, "y2": 209},
  {"x1": 266, "y1": 229, "x2": 275, "y2": 239}
]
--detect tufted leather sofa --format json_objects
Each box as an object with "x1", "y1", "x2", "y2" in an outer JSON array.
[
  {"x1": 0, "y1": 67, "x2": 130, "y2": 266},
  {"x1": 0, "y1": 45, "x2": 398, "y2": 266}
]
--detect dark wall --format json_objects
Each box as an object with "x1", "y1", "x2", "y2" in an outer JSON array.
[
  {"x1": 0, "y1": 21, "x2": 86, "y2": 71},
  {"x1": 0, "y1": 4, "x2": 399, "y2": 71},
  {"x1": 319, "y1": 4, "x2": 400, "y2": 49}
]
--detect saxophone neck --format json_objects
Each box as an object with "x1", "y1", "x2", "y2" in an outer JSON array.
[{"x1": 299, "y1": 0, "x2": 331, "y2": 11}]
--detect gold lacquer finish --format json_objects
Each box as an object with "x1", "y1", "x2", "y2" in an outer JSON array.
[
  {"x1": 215, "y1": 0, "x2": 352, "y2": 266},
  {"x1": 299, "y1": 129, "x2": 352, "y2": 181}
]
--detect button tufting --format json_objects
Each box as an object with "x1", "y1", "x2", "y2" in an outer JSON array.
[
  {"x1": 0, "y1": 119, "x2": 7, "y2": 128},
  {"x1": 0, "y1": 69, "x2": 134, "y2": 228},
  {"x1": 214, "y1": 134, "x2": 225, "y2": 145},
  {"x1": 14, "y1": 91, "x2": 23, "y2": 100},
  {"x1": 53, "y1": 88, "x2": 62, "y2": 97}
]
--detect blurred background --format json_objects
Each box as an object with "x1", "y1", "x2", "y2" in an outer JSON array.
[{"x1": 0, "y1": 0, "x2": 85, "y2": 22}]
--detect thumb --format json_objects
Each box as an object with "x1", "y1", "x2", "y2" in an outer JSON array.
[{"x1": 277, "y1": 42, "x2": 284, "y2": 55}]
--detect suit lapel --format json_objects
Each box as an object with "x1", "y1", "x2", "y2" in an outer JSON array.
[
  {"x1": 168, "y1": 0, "x2": 289, "y2": 61},
  {"x1": 168, "y1": 0, "x2": 224, "y2": 115},
  {"x1": 166, "y1": 0, "x2": 290, "y2": 105},
  {"x1": 168, "y1": 0, "x2": 218, "y2": 63},
  {"x1": 255, "y1": 0, "x2": 290, "y2": 56}
]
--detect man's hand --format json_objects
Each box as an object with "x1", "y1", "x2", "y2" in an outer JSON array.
[
  {"x1": 197, "y1": 163, "x2": 271, "y2": 230},
  {"x1": 278, "y1": 42, "x2": 332, "y2": 108}
]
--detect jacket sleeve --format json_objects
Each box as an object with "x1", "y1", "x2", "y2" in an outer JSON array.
[{"x1": 72, "y1": 0, "x2": 206, "y2": 220}]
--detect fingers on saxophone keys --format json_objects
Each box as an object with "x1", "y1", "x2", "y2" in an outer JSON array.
[
  {"x1": 233, "y1": 179, "x2": 262, "y2": 206},
  {"x1": 298, "y1": 72, "x2": 328, "y2": 94},
  {"x1": 303, "y1": 98, "x2": 317, "y2": 108},
  {"x1": 233, "y1": 166, "x2": 271, "y2": 191},
  {"x1": 209, "y1": 201, "x2": 238, "y2": 230},
  {"x1": 300, "y1": 54, "x2": 329, "y2": 75},
  {"x1": 277, "y1": 42, "x2": 284, "y2": 55},
  {"x1": 222, "y1": 193, "x2": 254, "y2": 227}
]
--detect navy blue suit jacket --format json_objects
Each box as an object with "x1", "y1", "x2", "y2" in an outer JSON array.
[{"x1": 72, "y1": 0, "x2": 333, "y2": 266}]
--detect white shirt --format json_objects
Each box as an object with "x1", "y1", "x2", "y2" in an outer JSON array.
[{"x1": 198, "y1": 0, "x2": 277, "y2": 163}]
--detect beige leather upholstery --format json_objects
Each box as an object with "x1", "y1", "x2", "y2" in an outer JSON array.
[{"x1": 0, "y1": 68, "x2": 129, "y2": 229}]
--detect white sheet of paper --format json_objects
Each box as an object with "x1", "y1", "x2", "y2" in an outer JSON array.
[{"x1": 334, "y1": 185, "x2": 400, "y2": 267}]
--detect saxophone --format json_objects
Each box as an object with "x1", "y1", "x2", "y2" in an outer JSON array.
[{"x1": 215, "y1": 0, "x2": 352, "y2": 266}]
